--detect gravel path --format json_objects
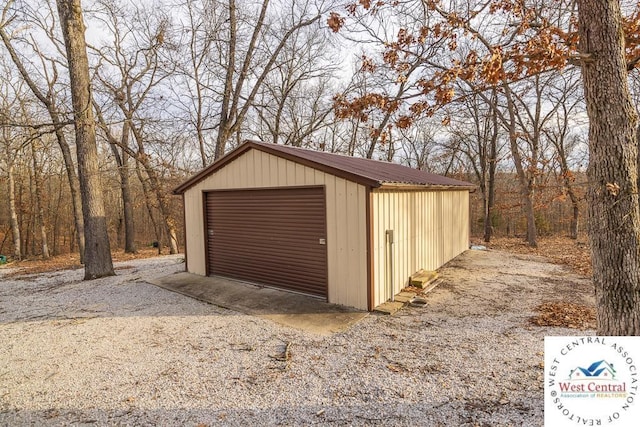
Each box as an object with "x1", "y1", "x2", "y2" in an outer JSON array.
[{"x1": 0, "y1": 250, "x2": 594, "y2": 426}]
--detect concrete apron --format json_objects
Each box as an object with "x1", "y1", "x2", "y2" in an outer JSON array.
[{"x1": 147, "y1": 272, "x2": 368, "y2": 335}]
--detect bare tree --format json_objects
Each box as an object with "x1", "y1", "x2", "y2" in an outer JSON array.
[
  {"x1": 252, "y1": 21, "x2": 337, "y2": 147},
  {"x1": 173, "y1": 0, "x2": 226, "y2": 166},
  {"x1": 91, "y1": 0, "x2": 179, "y2": 254},
  {"x1": 56, "y1": 0, "x2": 114, "y2": 279},
  {"x1": 495, "y1": 75, "x2": 566, "y2": 247},
  {"x1": 445, "y1": 88, "x2": 502, "y2": 242},
  {"x1": 1, "y1": 0, "x2": 86, "y2": 262},
  {"x1": 214, "y1": 0, "x2": 323, "y2": 157},
  {"x1": 29, "y1": 137, "x2": 51, "y2": 258},
  {"x1": 0, "y1": 66, "x2": 24, "y2": 260},
  {"x1": 542, "y1": 73, "x2": 584, "y2": 239}
]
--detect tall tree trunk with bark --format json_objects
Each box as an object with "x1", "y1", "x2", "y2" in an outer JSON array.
[
  {"x1": 119, "y1": 150, "x2": 136, "y2": 254},
  {"x1": 484, "y1": 132, "x2": 497, "y2": 243},
  {"x1": 135, "y1": 161, "x2": 162, "y2": 252},
  {"x1": 54, "y1": 118, "x2": 86, "y2": 263},
  {"x1": 7, "y1": 162, "x2": 21, "y2": 260},
  {"x1": 558, "y1": 151, "x2": 580, "y2": 240},
  {"x1": 578, "y1": 0, "x2": 640, "y2": 335},
  {"x1": 550, "y1": 125, "x2": 581, "y2": 240},
  {"x1": 108, "y1": 130, "x2": 136, "y2": 254},
  {"x1": 94, "y1": 107, "x2": 137, "y2": 254},
  {"x1": 483, "y1": 93, "x2": 499, "y2": 243},
  {"x1": 31, "y1": 141, "x2": 50, "y2": 259},
  {"x1": 57, "y1": 0, "x2": 114, "y2": 279}
]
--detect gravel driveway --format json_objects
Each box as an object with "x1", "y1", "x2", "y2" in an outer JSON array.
[{"x1": 0, "y1": 249, "x2": 594, "y2": 426}]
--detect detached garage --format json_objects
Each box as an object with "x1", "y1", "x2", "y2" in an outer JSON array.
[{"x1": 174, "y1": 141, "x2": 473, "y2": 311}]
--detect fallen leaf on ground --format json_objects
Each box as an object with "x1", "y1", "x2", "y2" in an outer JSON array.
[
  {"x1": 1, "y1": 248, "x2": 164, "y2": 277},
  {"x1": 484, "y1": 236, "x2": 592, "y2": 277},
  {"x1": 529, "y1": 302, "x2": 596, "y2": 330}
]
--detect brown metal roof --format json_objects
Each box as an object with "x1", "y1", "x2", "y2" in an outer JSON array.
[{"x1": 174, "y1": 140, "x2": 474, "y2": 194}]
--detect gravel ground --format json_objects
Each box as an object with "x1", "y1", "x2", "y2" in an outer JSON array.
[{"x1": 0, "y1": 250, "x2": 594, "y2": 426}]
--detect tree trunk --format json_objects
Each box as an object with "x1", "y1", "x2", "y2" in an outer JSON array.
[
  {"x1": 482, "y1": 193, "x2": 490, "y2": 242},
  {"x1": 18, "y1": 178, "x2": 26, "y2": 258},
  {"x1": 7, "y1": 162, "x2": 21, "y2": 260},
  {"x1": 570, "y1": 201, "x2": 579, "y2": 240},
  {"x1": 215, "y1": 121, "x2": 231, "y2": 160},
  {"x1": 135, "y1": 161, "x2": 162, "y2": 251},
  {"x1": 109, "y1": 134, "x2": 136, "y2": 254},
  {"x1": 484, "y1": 97, "x2": 498, "y2": 243},
  {"x1": 32, "y1": 141, "x2": 50, "y2": 259},
  {"x1": 55, "y1": 123, "x2": 86, "y2": 263},
  {"x1": 53, "y1": 167, "x2": 64, "y2": 255},
  {"x1": 142, "y1": 162, "x2": 179, "y2": 254},
  {"x1": 561, "y1": 154, "x2": 580, "y2": 240},
  {"x1": 578, "y1": 0, "x2": 640, "y2": 335},
  {"x1": 57, "y1": 0, "x2": 114, "y2": 279},
  {"x1": 484, "y1": 142, "x2": 497, "y2": 242},
  {"x1": 121, "y1": 150, "x2": 136, "y2": 253},
  {"x1": 215, "y1": 0, "x2": 237, "y2": 160},
  {"x1": 193, "y1": 67, "x2": 207, "y2": 168},
  {"x1": 556, "y1": 143, "x2": 580, "y2": 240},
  {"x1": 503, "y1": 83, "x2": 537, "y2": 247},
  {"x1": 522, "y1": 192, "x2": 537, "y2": 246}
]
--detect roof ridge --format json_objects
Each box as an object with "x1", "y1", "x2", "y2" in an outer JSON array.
[
  {"x1": 249, "y1": 140, "x2": 381, "y2": 162},
  {"x1": 249, "y1": 140, "x2": 472, "y2": 183},
  {"x1": 174, "y1": 140, "x2": 474, "y2": 194}
]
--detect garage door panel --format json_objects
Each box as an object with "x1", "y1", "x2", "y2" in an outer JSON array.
[
  {"x1": 210, "y1": 224, "x2": 324, "y2": 234},
  {"x1": 210, "y1": 232, "x2": 323, "y2": 243},
  {"x1": 211, "y1": 264, "x2": 327, "y2": 293},
  {"x1": 212, "y1": 260, "x2": 327, "y2": 279},
  {"x1": 209, "y1": 244, "x2": 328, "y2": 263},
  {"x1": 206, "y1": 187, "x2": 327, "y2": 297}
]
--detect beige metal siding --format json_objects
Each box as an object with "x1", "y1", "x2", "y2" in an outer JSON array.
[
  {"x1": 183, "y1": 149, "x2": 368, "y2": 310},
  {"x1": 371, "y1": 189, "x2": 470, "y2": 307}
]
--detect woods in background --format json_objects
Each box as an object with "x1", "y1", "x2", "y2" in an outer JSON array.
[{"x1": 0, "y1": 0, "x2": 601, "y2": 262}]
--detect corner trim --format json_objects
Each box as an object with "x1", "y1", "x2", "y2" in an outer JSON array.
[
  {"x1": 366, "y1": 186, "x2": 374, "y2": 311},
  {"x1": 182, "y1": 193, "x2": 188, "y2": 273}
]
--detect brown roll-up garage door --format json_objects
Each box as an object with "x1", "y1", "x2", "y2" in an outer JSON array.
[{"x1": 205, "y1": 187, "x2": 327, "y2": 298}]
